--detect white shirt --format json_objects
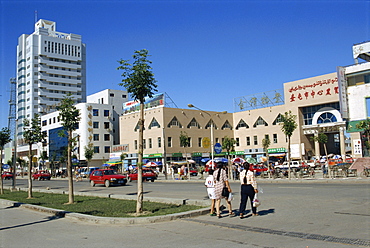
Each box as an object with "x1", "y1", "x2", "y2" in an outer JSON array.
[{"x1": 204, "y1": 175, "x2": 215, "y2": 188}]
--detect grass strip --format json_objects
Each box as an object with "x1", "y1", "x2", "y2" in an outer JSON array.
[{"x1": 0, "y1": 190, "x2": 202, "y2": 217}]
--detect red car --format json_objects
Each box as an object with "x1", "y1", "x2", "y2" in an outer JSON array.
[
  {"x1": 128, "y1": 168, "x2": 157, "y2": 182},
  {"x1": 2, "y1": 172, "x2": 14, "y2": 180},
  {"x1": 90, "y1": 169, "x2": 127, "y2": 187},
  {"x1": 32, "y1": 170, "x2": 51, "y2": 180}
]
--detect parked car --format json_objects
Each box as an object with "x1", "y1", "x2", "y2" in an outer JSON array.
[
  {"x1": 90, "y1": 169, "x2": 127, "y2": 187},
  {"x1": 32, "y1": 170, "x2": 51, "y2": 180},
  {"x1": 2, "y1": 172, "x2": 14, "y2": 180},
  {"x1": 128, "y1": 168, "x2": 157, "y2": 182},
  {"x1": 189, "y1": 166, "x2": 198, "y2": 176},
  {"x1": 275, "y1": 161, "x2": 301, "y2": 170}
]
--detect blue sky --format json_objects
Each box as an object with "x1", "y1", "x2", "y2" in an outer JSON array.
[{"x1": 1, "y1": 0, "x2": 369, "y2": 129}]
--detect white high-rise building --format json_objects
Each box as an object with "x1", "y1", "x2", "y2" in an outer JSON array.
[{"x1": 16, "y1": 19, "x2": 86, "y2": 145}]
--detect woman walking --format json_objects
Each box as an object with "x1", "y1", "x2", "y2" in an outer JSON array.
[
  {"x1": 213, "y1": 163, "x2": 234, "y2": 218},
  {"x1": 239, "y1": 162, "x2": 259, "y2": 219}
]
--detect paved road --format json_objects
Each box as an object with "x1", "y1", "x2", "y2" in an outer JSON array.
[{"x1": 1, "y1": 177, "x2": 369, "y2": 248}]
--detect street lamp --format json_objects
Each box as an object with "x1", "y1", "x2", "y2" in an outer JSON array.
[{"x1": 187, "y1": 104, "x2": 227, "y2": 169}]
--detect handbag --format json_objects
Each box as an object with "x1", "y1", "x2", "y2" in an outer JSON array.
[
  {"x1": 222, "y1": 186, "x2": 229, "y2": 197},
  {"x1": 253, "y1": 193, "x2": 261, "y2": 207}
]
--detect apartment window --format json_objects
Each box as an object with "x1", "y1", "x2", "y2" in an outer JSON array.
[
  {"x1": 149, "y1": 138, "x2": 152, "y2": 149},
  {"x1": 93, "y1": 122, "x2": 99, "y2": 128},
  {"x1": 42, "y1": 120, "x2": 47, "y2": 126},
  {"x1": 104, "y1": 146, "x2": 110, "y2": 153},
  {"x1": 104, "y1": 110, "x2": 110, "y2": 117},
  {"x1": 143, "y1": 139, "x2": 146, "y2": 149},
  {"x1": 158, "y1": 137, "x2": 161, "y2": 148},
  {"x1": 93, "y1": 146, "x2": 100, "y2": 153},
  {"x1": 253, "y1": 136, "x2": 258, "y2": 145},
  {"x1": 168, "y1": 137, "x2": 172, "y2": 147},
  {"x1": 273, "y1": 134, "x2": 278, "y2": 143},
  {"x1": 264, "y1": 134, "x2": 269, "y2": 141},
  {"x1": 104, "y1": 122, "x2": 110, "y2": 129},
  {"x1": 235, "y1": 138, "x2": 240, "y2": 146},
  {"x1": 93, "y1": 134, "x2": 99, "y2": 141},
  {"x1": 93, "y1": 109, "x2": 99, "y2": 116},
  {"x1": 110, "y1": 93, "x2": 114, "y2": 97},
  {"x1": 134, "y1": 140, "x2": 138, "y2": 150},
  {"x1": 198, "y1": 137, "x2": 202, "y2": 147},
  {"x1": 104, "y1": 134, "x2": 110, "y2": 141}
]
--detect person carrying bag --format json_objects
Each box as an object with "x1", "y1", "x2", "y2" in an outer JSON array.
[{"x1": 238, "y1": 162, "x2": 259, "y2": 219}]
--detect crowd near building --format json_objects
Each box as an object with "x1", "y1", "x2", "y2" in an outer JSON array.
[{"x1": 3, "y1": 19, "x2": 370, "y2": 172}]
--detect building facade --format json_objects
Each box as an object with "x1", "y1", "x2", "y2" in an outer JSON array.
[
  {"x1": 16, "y1": 19, "x2": 86, "y2": 146},
  {"x1": 39, "y1": 89, "x2": 127, "y2": 168}
]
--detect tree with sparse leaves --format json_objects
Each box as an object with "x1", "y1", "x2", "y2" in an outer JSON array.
[
  {"x1": 280, "y1": 111, "x2": 298, "y2": 180},
  {"x1": 23, "y1": 114, "x2": 47, "y2": 198},
  {"x1": 356, "y1": 118, "x2": 370, "y2": 156},
  {"x1": 58, "y1": 94, "x2": 81, "y2": 204},
  {"x1": 222, "y1": 136, "x2": 236, "y2": 179},
  {"x1": 0, "y1": 127, "x2": 12, "y2": 194},
  {"x1": 180, "y1": 131, "x2": 190, "y2": 179},
  {"x1": 262, "y1": 137, "x2": 271, "y2": 178},
  {"x1": 117, "y1": 49, "x2": 157, "y2": 214}
]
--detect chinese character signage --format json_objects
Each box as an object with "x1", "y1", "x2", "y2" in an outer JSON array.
[{"x1": 353, "y1": 139, "x2": 362, "y2": 155}]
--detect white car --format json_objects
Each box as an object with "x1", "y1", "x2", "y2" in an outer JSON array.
[{"x1": 275, "y1": 161, "x2": 301, "y2": 169}]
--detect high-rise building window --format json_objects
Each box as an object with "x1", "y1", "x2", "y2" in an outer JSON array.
[
  {"x1": 93, "y1": 109, "x2": 99, "y2": 116},
  {"x1": 93, "y1": 146, "x2": 100, "y2": 153},
  {"x1": 168, "y1": 137, "x2": 172, "y2": 147},
  {"x1": 158, "y1": 137, "x2": 161, "y2": 148}
]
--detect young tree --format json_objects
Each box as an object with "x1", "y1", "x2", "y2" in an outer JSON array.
[
  {"x1": 311, "y1": 132, "x2": 329, "y2": 177},
  {"x1": 117, "y1": 49, "x2": 157, "y2": 214},
  {"x1": 23, "y1": 114, "x2": 47, "y2": 198},
  {"x1": 262, "y1": 137, "x2": 271, "y2": 178},
  {"x1": 280, "y1": 111, "x2": 298, "y2": 180},
  {"x1": 58, "y1": 94, "x2": 81, "y2": 204},
  {"x1": 179, "y1": 131, "x2": 190, "y2": 179},
  {"x1": 120, "y1": 153, "x2": 127, "y2": 173},
  {"x1": 84, "y1": 144, "x2": 94, "y2": 175},
  {"x1": 222, "y1": 136, "x2": 236, "y2": 179},
  {"x1": 356, "y1": 118, "x2": 370, "y2": 156},
  {"x1": 0, "y1": 127, "x2": 12, "y2": 194}
]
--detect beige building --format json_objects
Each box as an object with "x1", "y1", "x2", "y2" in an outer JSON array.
[
  {"x1": 119, "y1": 73, "x2": 345, "y2": 166},
  {"x1": 119, "y1": 42, "x2": 370, "y2": 166}
]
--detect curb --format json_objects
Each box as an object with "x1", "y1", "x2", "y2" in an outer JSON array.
[{"x1": 0, "y1": 187, "x2": 211, "y2": 225}]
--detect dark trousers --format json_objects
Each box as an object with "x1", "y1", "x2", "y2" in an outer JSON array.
[{"x1": 238, "y1": 184, "x2": 256, "y2": 214}]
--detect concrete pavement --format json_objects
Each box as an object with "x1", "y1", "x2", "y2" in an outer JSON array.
[{"x1": 1, "y1": 173, "x2": 369, "y2": 248}]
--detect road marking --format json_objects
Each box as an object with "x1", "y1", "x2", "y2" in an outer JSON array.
[{"x1": 184, "y1": 219, "x2": 370, "y2": 247}]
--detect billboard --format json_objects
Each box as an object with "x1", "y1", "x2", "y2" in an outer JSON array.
[{"x1": 123, "y1": 93, "x2": 164, "y2": 114}]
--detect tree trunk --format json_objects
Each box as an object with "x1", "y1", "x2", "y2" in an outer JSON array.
[
  {"x1": 287, "y1": 137, "x2": 291, "y2": 180},
  {"x1": 0, "y1": 149, "x2": 4, "y2": 195},
  {"x1": 136, "y1": 102, "x2": 144, "y2": 214},
  {"x1": 27, "y1": 144, "x2": 33, "y2": 198},
  {"x1": 67, "y1": 130, "x2": 74, "y2": 204},
  {"x1": 324, "y1": 143, "x2": 330, "y2": 178}
]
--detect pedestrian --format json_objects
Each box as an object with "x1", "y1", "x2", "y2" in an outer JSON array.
[
  {"x1": 238, "y1": 162, "x2": 259, "y2": 219},
  {"x1": 204, "y1": 169, "x2": 216, "y2": 216},
  {"x1": 213, "y1": 163, "x2": 234, "y2": 218}
]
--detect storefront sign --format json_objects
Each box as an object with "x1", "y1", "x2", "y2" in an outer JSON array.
[
  {"x1": 288, "y1": 77, "x2": 338, "y2": 103},
  {"x1": 353, "y1": 139, "x2": 362, "y2": 155},
  {"x1": 337, "y1": 66, "x2": 349, "y2": 118},
  {"x1": 143, "y1": 153, "x2": 162, "y2": 158},
  {"x1": 112, "y1": 144, "x2": 129, "y2": 153},
  {"x1": 202, "y1": 137, "x2": 210, "y2": 148},
  {"x1": 268, "y1": 147, "x2": 287, "y2": 153}
]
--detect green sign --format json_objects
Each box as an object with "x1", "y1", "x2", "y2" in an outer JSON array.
[
  {"x1": 172, "y1": 153, "x2": 183, "y2": 157},
  {"x1": 267, "y1": 147, "x2": 287, "y2": 153},
  {"x1": 192, "y1": 152, "x2": 202, "y2": 157},
  {"x1": 143, "y1": 153, "x2": 163, "y2": 158}
]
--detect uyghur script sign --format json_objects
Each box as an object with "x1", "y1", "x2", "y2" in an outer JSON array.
[{"x1": 288, "y1": 77, "x2": 338, "y2": 102}]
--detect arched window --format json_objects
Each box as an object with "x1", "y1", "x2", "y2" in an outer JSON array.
[
  {"x1": 187, "y1": 118, "x2": 200, "y2": 128},
  {"x1": 253, "y1": 116, "x2": 268, "y2": 127},
  {"x1": 236, "y1": 119, "x2": 249, "y2": 130},
  {"x1": 221, "y1": 120, "x2": 232, "y2": 130},
  {"x1": 317, "y1": 112, "x2": 337, "y2": 124},
  {"x1": 148, "y1": 118, "x2": 160, "y2": 129},
  {"x1": 167, "y1": 117, "x2": 183, "y2": 128}
]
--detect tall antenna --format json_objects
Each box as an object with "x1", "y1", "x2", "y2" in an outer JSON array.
[
  {"x1": 35, "y1": 10, "x2": 38, "y2": 23},
  {"x1": 8, "y1": 78, "x2": 16, "y2": 139}
]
